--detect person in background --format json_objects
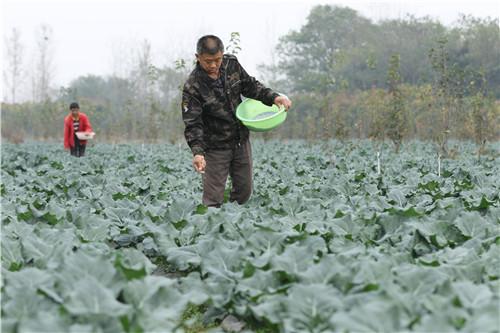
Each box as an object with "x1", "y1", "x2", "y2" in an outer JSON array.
[
  {"x1": 64, "y1": 102, "x2": 93, "y2": 157},
  {"x1": 181, "y1": 35, "x2": 292, "y2": 207}
]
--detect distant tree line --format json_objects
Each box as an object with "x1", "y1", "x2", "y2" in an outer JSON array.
[
  {"x1": 2, "y1": 6, "x2": 499, "y2": 149},
  {"x1": 2, "y1": 38, "x2": 188, "y2": 144},
  {"x1": 260, "y1": 6, "x2": 499, "y2": 153}
]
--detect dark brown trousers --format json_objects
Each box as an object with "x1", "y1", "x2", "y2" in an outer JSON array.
[
  {"x1": 70, "y1": 136, "x2": 86, "y2": 157},
  {"x1": 202, "y1": 140, "x2": 253, "y2": 207}
]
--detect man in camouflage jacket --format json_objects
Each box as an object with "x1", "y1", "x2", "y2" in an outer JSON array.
[{"x1": 182, "y1": 35, "x2": 292, "y2": 207}]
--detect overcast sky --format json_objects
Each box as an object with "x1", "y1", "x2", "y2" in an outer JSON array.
[{"x1": 2, "y1": 0, "x2": 499, "y2": 92}]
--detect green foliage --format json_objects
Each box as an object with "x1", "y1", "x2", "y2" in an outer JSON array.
[
  {"x1": 2, "y1": 12, "x2": 499, "y2": 145},
  {"x1": 272, "y1": 5, "x2": 500, "y2": 96},
  {"x1": 1, "y1": 67, "x2": 187, "y2": 143},
  {"x1": 1, "y1": 141, "x2": 499, "y2": 332},
  {"x1": 386, "y1": 54, "x2": 408, "y2": 151},
  {"x1": 255, "y1": 5, "x2": 499, "y2": 144},
  {"x1": 226, "y1": 32, "x2": 242, "y2": 56},
  {"x1": 275, "y1": 5, "x2": 375, "y2": 93}
]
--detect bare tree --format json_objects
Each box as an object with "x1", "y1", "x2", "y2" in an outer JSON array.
[
  {"x1": 32, "y1": 24, "x2": 54, "y2": 102},
  {"x1": 127, "y1": 39, "x2": 161, "y2": 141},
  {"x1": 3, "y1": 28, "x2": 24, "y2": 103},
  {"x1": 136, "y1": 39, "x2": 155, "y2": 97},
  {"x1": 109, "y1": 38, "x2": 135, "y2": 78}
]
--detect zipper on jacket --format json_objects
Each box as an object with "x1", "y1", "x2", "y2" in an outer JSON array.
[{"x1": 223, "y1": 58, "x2": 242, "y2": 146}]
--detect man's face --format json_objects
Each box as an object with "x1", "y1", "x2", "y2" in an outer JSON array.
[
  {"x1": 71, "y1": 108, "x2": 79, "y2": 117},
  {"x1": 196, "y1": 51, "x2": 223, "y2": 77}
]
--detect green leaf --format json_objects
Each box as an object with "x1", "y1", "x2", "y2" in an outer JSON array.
[
  {"x1": 454, "y1": 212, "x2": 488, "y2": 238},
  {"x1": 1, "y1": 238, "x2": 23, "y2": 270},
  {"x1": 418, "y1": 180, "x2": 440, "y2": 192},
  {"x1": 122, "y1": 276, "x2": 187, "y2": 332},
  {"x1": 462, "y1": 304, "x2": 500, "y2": 332},
  {"x1": 115, "y1": 248, "x2": 156, "y2": 280},
  {"x1": 78, "y1": 219, "x2": 110, "y2": 242},
  {"x1": 57, "y1": 252, "x2": 118, "y2": 293},
  {"x1": 3, "y1": 286, "x2": 56, "y2": 319},
  {"x1": 249, "y1": 294, "x2": 286, "y2": 324},
  {"x1": 331, "y1": 300, "x2": 403, "y2": 332},
  {"x1": 123, "y1": 276, "x2": 177, "y2": 307},
  {"x1": 385, "y1": 205, "x2": 422, "y2": 217},
  {"x1": 64, "y1": 277, "x2": 131, "y2": 316},
  {"x1": 283, "y1": 284, "x2": 342, "y2": 332},
  {"x1": 195, "y1": 204, "x2": 208, "y2": 215},
  {"x1": 20, "y1": 234, "x2": 53, "y2": 267},
  {"x1": 271, "y1": 243, "x2": 318, "y2": 279},
  {"x1": 166, "y1": 245, "x2": 202, "y2": 271},
  {"x1": 237, "y1": 270, "x2": 280, "y2": 299},
  {"x1": 387, "y1": 188, "x2": 407, "y2": 207},
  {"x1": 465, "y1": 195, "x2": 496, "y2": 212},
  {"x1": 167, "y1": 198, "x2": 196, "y2": 223},
  {"x1": 452, "y1": 281, "x2": 494, "y2": 309},
  {"x1": 17, "y1": 311, "x2": 70, "y2": 333},
  {"x1": 200, "y1": 241, "x2": 245, "y2": 281}
]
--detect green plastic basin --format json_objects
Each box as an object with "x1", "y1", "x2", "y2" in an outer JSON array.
[{"x1": 236, "y1": 98, "x2": 287, "y2": 132}]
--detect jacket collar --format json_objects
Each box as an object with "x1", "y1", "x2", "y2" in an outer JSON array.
[
  {"x1": 196, "y1": 57, "x2": 228, "y2": 84},
  {"x1": 67, "y1": 112, "x2": 84, "y2": 121}
]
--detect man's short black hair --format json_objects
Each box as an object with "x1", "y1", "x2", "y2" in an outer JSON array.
[
  {"x1": 69, "y1": 102, "x2": 79, "y2": 109},
  {"x1": 196, "y1": 35, "x2": 224, "y2": 55}
]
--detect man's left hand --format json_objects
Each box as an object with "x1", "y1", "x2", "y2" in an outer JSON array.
[{"x1": 274, "y1": 95, "x2": 292, "y2": 111}]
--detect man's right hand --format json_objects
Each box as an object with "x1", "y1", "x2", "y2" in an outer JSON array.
[{"x1": 193, "y1": 154, "x2": 206, "y2": 174}]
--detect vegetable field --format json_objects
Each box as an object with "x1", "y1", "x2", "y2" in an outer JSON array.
[{"x1": 1, "y1": 141, "x2": 499, "y2": 333}]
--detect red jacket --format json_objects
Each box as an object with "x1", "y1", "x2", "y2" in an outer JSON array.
[{"x1": 64, "y1": 112, "x2": 93, "y2": 149}]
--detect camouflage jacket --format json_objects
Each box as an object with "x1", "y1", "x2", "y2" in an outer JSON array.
[{"x1": 181, "y1": 54, "x2": 279, "y2": 156}]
